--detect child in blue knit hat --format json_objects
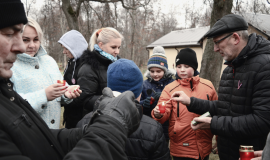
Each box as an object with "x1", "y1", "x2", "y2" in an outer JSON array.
[
  {"x1": 140, "y1": 46, "x2": 174, "y2": 141},
  {"x1": 76, "y1": 58, "x2": 171, "y2": 160}
]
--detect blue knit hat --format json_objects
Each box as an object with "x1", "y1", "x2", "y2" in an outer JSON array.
[
  {"x1": 107, "y1": 59, "x2": 143, "y2": 98},
  {"x1": 147, "y1": 46, "x2": 168, "y2": 72}
]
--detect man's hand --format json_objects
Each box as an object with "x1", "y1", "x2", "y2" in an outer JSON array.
[
  {"x1": 190, "y1": 117, "x2": 212, "y2": 130},
  {"x1": 212, "y1": 141, "x2": 218, "y2": 154},
  {"x1": 65, "y1": 86, "x2": 82, "y2": 99},
  {"x1": 171, "y1": 91, "x2": 190, "y2": 105},
  {"x1": 251, "y1": 150, "x2": 263, "y2": 160}
]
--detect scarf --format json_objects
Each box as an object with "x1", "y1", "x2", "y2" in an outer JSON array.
[{"x1": 94, "y1": 44, "x2": 117, "y2": 62}]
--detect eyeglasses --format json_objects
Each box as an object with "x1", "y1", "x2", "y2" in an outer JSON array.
[{"x1": 213, "y1": 33, "x2": 233, "y2": 46}]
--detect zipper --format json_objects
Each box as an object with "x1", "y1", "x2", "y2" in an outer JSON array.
[
  {"x1": 229, "y1": 66, "x2": 235, "y2": 115},
  {"x1": 207, "y1": 94, "x2": 209, "y2": 100},
  {"x1": 177, "y1": 102, "x2": 179, "y2": 117},
  {"x1": 13, "y1": 113, "x2": 32, "y2": 127}
]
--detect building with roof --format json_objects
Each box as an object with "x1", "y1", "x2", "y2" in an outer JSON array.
[{"x1": 146, "y1": 13, "x2": 270, "y2": 73}]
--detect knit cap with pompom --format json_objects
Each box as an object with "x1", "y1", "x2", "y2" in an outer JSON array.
[{"x1": 147, "y1": 46, "x2": 168, "y2": 72}]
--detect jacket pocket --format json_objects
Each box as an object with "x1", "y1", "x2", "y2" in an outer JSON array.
[
  {"x1": 171, "y1": 120, "x2": 181, "y2": 142},
  {"x1": 13, "y1": 112, "x2": 32, "y2": 127}
]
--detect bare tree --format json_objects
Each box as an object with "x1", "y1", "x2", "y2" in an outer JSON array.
[
  {"x1": 61, "y1": 0, "x2": 150, "y2": 31},
  {"x1": 200, "y1": 0, "x2": 233, "y2": 91},
  {"x1": 22, "y1": 0, "x2": 36, "y2": 16}
]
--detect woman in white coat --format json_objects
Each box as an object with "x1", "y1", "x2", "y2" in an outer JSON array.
[{"x1": 10, "y1": 17, "x2": 81, "y2": 129}]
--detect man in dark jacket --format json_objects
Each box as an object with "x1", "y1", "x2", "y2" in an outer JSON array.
[
  {"x1": 77, "y1": 59, "x2": 171, "y2": 160},
  {"x1": 58, "y1": 30, "x2": 88, "y2": 128},
  {"x1": 0, "y1": 1, "x2": 141, "y2": 159},
  {"x1": 171, "y1": 14, "x2": 270, "y2": 160}
]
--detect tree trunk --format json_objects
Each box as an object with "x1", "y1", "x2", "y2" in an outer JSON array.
[
  {"x1": 199, "y1": 0, "x2": 233, "y2": 91},
  {"x1": 61, "y1": 0, "x2": 80, "y2": 31}
]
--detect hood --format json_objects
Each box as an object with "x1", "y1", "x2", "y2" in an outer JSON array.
[
  {"x1": 144, "y1": 68, "x2": 175, "y2": 80},
  {"x1": 226, "y1": 33, "x2": 270, "y2": 67},
  {"x1": 58, "y1": 30, "x2": 88, "y2": 61}
]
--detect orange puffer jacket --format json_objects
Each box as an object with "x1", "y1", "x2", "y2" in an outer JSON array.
[{"x1": 151, "y1": 76, "x2": 218, "y2": 159}]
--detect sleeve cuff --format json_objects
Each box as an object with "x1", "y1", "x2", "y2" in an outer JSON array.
[
  {"x1": 210, "y1": 116, "x2": 218, "y2": 135},
  {"x1": 62, "y1": 94, "x2": 73, "y2": 104}
]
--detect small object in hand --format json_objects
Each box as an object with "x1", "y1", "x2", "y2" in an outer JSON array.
[
  {"x1": 57, "y1": 80, "x2": 66, "y2": 90},
  {"x1": 164, "y1": 99, "x2": 171, "y2": 104},
  {"x1": 239, "y1": 145, "x2": 254, "y2": 160},
  {"x1": 57, "y1": 80, "x2": 66, "y2": 86},
  {"x1": 146, "y1": 89, "x2": 155, "y2": 105},
  {"x1": 150, "y1": 97, "x2": 155, "y2": 105},
  {"x1": 69, "y1": 85, "x2": 80, "y2": 93},
  {"x1": 159, "y1": 101, "x2": 166, "y2": 114},
  {"x1": 191, "y1": 112, "x2": 211, "y2": 126}
]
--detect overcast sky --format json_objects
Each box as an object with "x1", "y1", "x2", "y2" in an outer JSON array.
[
  {"x1": 21, "y1": 0, "x2": 207, "y2": 27},
  {"x1": 21, "y1": 0, "x2": 270, "y2": 28}
]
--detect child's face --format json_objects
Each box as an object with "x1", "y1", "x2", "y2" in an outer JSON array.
[
  {"x1": 176, "y1": 64, "x2": 194, "y2": 79},
  {"x1": 149, "y1": 67, "x2": 165, "y2": 81}
]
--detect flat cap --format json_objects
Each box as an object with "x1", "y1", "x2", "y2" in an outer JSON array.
[{"x1": 204, "y1": 14, "x2": 248, "y2": 39}]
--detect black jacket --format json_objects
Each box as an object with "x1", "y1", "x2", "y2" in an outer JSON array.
[
  {"x1": 63, "y1": 58, "x2": 84, "y2": 128},
  {"x1": 77, "y1": 101, "x2": 171, "y2": 160},
  {"x1": 77, "y1": 49, "x2": 114, "y2": 115},
  {"x1": 188, "y1": 34, "x2": 270, "y2": 160},
  {"x1": 0, "y1": 78, "x2": 128, "y2": 160}
]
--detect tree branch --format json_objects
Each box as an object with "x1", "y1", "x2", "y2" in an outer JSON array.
[
  {"x1": 76, "y1": 0, "x2": 84, "y2": 17},
  {"x1": 89, "y1": 5, "x2": 105, "y2": 27}
]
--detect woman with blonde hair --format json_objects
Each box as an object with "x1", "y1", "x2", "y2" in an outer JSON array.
[
  {"x1": 77, "y1": 27, "x2": 123, "y2": 115},
  {"x1": 10, "y1": 17, "x2": 81, "y2": 129}
]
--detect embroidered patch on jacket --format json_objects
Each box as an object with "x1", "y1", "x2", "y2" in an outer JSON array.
[
  {"x1": 183, "y1": 143, "x2": 189, "y2": 146},
  {"x1": 160, "y1": 62, "x2": 164, "y2": 66}
]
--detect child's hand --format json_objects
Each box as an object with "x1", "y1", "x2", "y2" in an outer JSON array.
[
  {"x1": 143, "y1": 97, "x2": 151, "y2": 108},
  {"x1": 153, "y1": 92, "x2": 162, "y2": 101},
  {"x1": 153, "y1": 105, "x2": 163, "y2": 119}
]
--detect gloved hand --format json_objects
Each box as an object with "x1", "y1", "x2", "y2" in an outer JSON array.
[
  {"x1": 143, "y1": 97, "x2": 152, "y2": 108},
  {"x1": 153, "y1": 92, "x2": 162, "y2": 101},
  {"x1": 89, "y1": 87, "x2": 141, "y2": 136}
]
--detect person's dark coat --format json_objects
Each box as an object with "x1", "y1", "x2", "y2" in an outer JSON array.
[
  {"x1": 187, "y1": 33, "x2": 270, "y2": 160},
  {"x1": 77, "y1": 49, "x2": 116, "y2": 115},
  {"x1": 77, "y1": 101, "x2": 171, "y2": 160},
  {"x1": 0, "y1": 78, "x2": 129, "y2": 160},
  {"x1": 140, "y1": 71, "x2": 174, "y2": 140},
  {"x1": 63, "y1": 58, "x2": 84, "y2": 128}
]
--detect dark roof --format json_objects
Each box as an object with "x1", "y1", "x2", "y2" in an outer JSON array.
[
  {"x1": 147, "y1": 27, "x2": 209, "y2": 48},
  {"x1": 238, "y1": 12, "x2": 270, "y2": 37},
  {"x1": 147, "y1": 13, "x2": 270, "y2": 49}
]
